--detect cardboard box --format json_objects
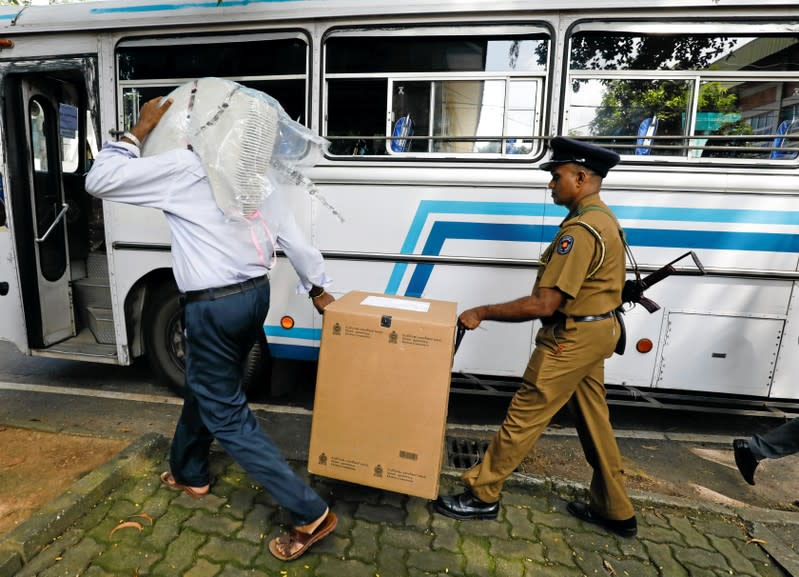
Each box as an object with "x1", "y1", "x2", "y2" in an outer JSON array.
[{"x1": 308, "y1": 291, "x2": 457, "y2": 499}]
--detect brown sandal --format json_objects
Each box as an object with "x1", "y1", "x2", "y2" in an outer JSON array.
[
  {"x1": 159, "y1": 471, "x2": 209, "y2": 499},
  {"x1": 268, "y1": 511, "x2": 338, "y2": 561}
]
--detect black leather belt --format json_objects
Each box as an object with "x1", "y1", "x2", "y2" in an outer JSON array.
[
  {"x1": 572, "y1": 311, "x2": 614, "y2": 322},
  {"x1": 182, "y1": 274, "x2": 269, "y2": 304},
  {"x1": 542, "y1": 310, "x2": 615, "y2": 325}
]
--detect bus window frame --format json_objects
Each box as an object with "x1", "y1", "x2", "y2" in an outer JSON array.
[
  {"x1": 322, "y1": 23, "x2": 551, "y2": 162},
  {"x1": 563, "y1": 19, "x2": 799, "y2": 166},
  {"x1": 381, "y1": 75, "x2": 543, "y2": 157},
  {"x1": 115, "y1": 30, "x2": 312, "y2": 131}
]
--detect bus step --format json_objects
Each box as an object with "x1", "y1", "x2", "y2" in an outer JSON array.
[
  {"x1": 73, "y1": 278, "x2": 112, "y2": 309},
  {"x1": 32, "y1": 328, "x2": 117, "y2": 363},
  {"x1": 87, "y1": 306, "x2": 116, "y2": 345},
  {"x1": 86, "y1": 251, "x2": 109, "y2": 280}
]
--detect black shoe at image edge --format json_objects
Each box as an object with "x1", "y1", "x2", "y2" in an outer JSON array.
[
  {"x1": 433, "y1": 490, "x2": 499, "y2": 520},
  {"x1": 733, "y1": 438, "x2": 758, "y2": 486},
  {"x1": 567, "y1": 501, "x2": 637, "y2": 537}
]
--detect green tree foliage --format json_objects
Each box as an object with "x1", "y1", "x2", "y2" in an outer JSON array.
[
  {"x1": 571, "y1": 34, "x2": 736, "y2": 74},
  {"x1": 570, "y1": 34, "x2": 747, "y2": 146}
]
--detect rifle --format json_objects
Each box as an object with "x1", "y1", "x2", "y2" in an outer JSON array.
[{"x1": 622, "y1": 251, "x2": 705, "y2": 313}]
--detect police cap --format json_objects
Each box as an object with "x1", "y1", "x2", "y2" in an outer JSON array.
[{"x1": 540, "y1": 136, "x2": 620, "y2": 178}]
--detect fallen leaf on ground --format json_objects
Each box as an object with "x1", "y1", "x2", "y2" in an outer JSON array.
[
  {"x1": 109, "y1": 521, "x2": 143, "y2": 539},
  {"x1": 603, "y1": 559, "x2": 617, "y2": 576},
  {"x1": 130, "y1": 513, "x2": 154, "y2": 525}
]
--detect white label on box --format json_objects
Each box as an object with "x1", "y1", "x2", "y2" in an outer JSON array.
[{"x1": 361, "y1": 295, "x2": 431, "y2": 313}]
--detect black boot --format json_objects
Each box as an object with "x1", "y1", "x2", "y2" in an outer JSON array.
[
  {"x1": 733, "y1": 439, "x2": 759, "y2": 485},
  {"x1": 434, "y1": 490, "x2": 499, "y2": 520},
  {"x1": 567, "y1": 502, "x2": 637, "y2": 538}
]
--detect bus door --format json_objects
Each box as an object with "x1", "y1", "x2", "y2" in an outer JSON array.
[
  {"x1": 2, "y1": 72, "x2": 82, "y2": 347},
  {"x1": 0, "y1": 123, "x2": 26, "y2": 353}
]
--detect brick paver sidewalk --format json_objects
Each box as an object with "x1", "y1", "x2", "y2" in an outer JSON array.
[{"x1": 1, "y1": 434, "x2": 796, "y2": 577}]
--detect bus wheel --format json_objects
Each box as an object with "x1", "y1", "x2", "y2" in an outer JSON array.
[
  {"x1": 144, "y1": 281, "x2": 268, "y2": 397},
  {"x1": 144, "y1": 282, "x2": 185, "y2": 395}
]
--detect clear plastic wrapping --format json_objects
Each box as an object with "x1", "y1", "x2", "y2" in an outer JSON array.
[{"x1": 141, "y1": 77, "x2": 341, "y2": 222}]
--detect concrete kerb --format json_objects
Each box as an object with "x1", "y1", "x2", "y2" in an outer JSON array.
[{"x1": 0, "y1": 432, "x2": 169, "y2": 577}]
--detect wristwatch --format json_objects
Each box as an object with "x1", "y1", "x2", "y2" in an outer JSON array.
[{"x1": 308, "y1": 285, "x2": 325, "y2": 299}]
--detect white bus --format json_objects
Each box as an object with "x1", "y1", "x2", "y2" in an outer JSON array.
[{"x1": 0, "y1": 0, "x2": 798, "y2": 411}]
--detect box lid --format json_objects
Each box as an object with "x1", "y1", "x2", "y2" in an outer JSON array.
[{"x1": 326, "y1": 291, "x2": 457, "y2": 327}]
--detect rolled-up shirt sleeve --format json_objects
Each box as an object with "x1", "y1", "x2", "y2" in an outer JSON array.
[
  {"x1": 276, "y1": 211, "x2": 332, "y2": 294},
  {"x1": 85, "y1": 141, "x2": 189, "y2": 210}
]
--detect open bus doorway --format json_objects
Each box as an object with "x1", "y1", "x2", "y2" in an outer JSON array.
[
  {"x1": 4, "y1": 73, "x2": 79, "y2": 348},
  {"x1": 0, "y1": 62, "x2": 118, "y2": 364}
]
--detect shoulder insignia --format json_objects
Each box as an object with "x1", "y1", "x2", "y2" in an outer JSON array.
[{"x1": 557, "y1": 235, "x2": 574, "y2": 255}]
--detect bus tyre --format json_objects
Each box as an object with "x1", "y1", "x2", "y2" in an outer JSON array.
[
  {"x1": 144, "y1": 282, "x2": 185, "y2": 395},
  {"x1": 144, "y1": 282, "x2": 268, "y2": 397}
]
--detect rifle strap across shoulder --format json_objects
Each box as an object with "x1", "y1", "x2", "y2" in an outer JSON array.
[
  {"x1": 572, "y1": 204, "x2": 642, "y2": 284},
  {"x1": 573, "y1": 221, "x2": 605, "y2": 279}
]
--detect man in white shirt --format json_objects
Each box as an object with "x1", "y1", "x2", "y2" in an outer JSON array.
[{"x1": 86, "y1": 96, "x2": 337, "y2": 561}]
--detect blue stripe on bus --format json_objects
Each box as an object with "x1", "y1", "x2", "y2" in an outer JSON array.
[
  {"x1": 90, "y1": 0, "x2": 303, "y2": 15},
  {"x1": 613, "y1": 205, "x2": 799, "y2": 225},
  {"x1": 405, "y1": 222, "x2": 540, "y2": 297},
  {"x1": 387, "y1": 201, "x2": 552, "y2": 294},
  {"x1": 403, "y1": 222, "x2": 799, "y2": 297},
  {"x1": 267, "y1": 343, "x2": 319, "y2": 361},
  {"x1": 264, "y1": 326, "x2": 321, "y2": 341},
  {"x1": 387, "y1": 200, "x2": 799, "y2": 295}
]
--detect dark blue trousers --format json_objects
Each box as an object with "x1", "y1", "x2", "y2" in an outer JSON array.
[
  {"x1": 749, "y1": 418, "x2": 799, "y2": 461},
  {"x1": 169, "y1": 280, "x2": 327, "y2": 525}
]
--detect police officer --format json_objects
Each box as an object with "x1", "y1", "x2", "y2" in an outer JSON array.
[{"x1": 434, "y1": 136, "x2": 637, "y2": 538}]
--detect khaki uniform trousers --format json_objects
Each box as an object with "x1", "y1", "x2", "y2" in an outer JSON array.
[{"x1": 463, "y1": 315, "x2": 634, "y2": 520}]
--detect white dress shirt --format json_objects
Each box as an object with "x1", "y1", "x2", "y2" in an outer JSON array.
[{"x1": 86, "y1": 141, "x2": 331, "y2": 293}]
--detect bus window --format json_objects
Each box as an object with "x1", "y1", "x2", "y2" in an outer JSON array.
[
  {"x1": 565, "y1": 27, "x2": 799, "y2": 162},
  {"x1": 117, "y1": 33, "x2": 310, "y2": 129},
  {"x1": 30, "y1": 100, "x2": 49, "y2": 172},
  {"x1": 324, "y1": 28, "x2": 549, "y2": 158},
  {"x1": 566, "y1": 78, "x2": 692, "y2": 157}
]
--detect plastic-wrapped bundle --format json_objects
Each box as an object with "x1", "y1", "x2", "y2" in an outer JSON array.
[{"x1": 141, "y1": 77, "x2": 340, "y2": 222}]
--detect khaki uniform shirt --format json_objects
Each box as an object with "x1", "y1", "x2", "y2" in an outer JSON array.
[{"x1": 535, "y1": 194, "x2": 624, "y2": 317}]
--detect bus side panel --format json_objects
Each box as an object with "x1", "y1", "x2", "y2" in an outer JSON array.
[
  {"x1": 602, "y1": 184, "x2": 799, "y2": 398},
  {"x1": 103, "y1": 200, "x2": 172, "y2": 359},
  {"x1": 265, "y1": 257, "x2": 319, "y2": 360},
  {"x1": 313, "y1": 177, "x2": 548, "y2": 377},
  {"x1": 770, "y1": 283, "x2": 799, "y2": 400},
  {"x1": 0, "y1": 220, "x2": 29, "y2": 353}
]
